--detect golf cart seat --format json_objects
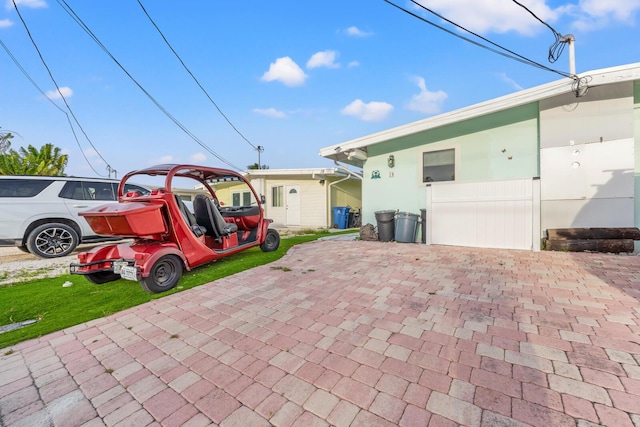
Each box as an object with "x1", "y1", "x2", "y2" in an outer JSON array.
[
  {"x1": 175, "y1": 195, "x2": 206, "y2": 237},
  {"x1": 193, "y1": 194, "x2": 238, "y2": 241}
]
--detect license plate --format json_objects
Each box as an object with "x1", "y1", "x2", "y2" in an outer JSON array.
[
  {"x1": 120, "y1": 266, "x2": 138, "y2": 281},
  {"x1": 113, "y1": 261, "x2": 128, "y2": 274}
]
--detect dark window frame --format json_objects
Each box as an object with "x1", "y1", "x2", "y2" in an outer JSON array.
[
  {"x1": 271, "y1": 185, "x2": 283, "y2": 207},
  {"x1": 422, "y1": 148, "x2": 456, "y2": 183}
]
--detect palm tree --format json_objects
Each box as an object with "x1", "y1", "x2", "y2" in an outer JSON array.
[
  {"x1": 0, "y1": 143, "x2": 68, "y2": 176},
  {"x1": 246, "y1": 162, "x2": 269, "y2": 170},
  {"x1": 0, "y1": 128, "x2": 14, "y2": 154}
]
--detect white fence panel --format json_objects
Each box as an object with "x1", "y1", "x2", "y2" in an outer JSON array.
[{"x1": 426, "y1": 178, "x2": 540, "y2": 250}]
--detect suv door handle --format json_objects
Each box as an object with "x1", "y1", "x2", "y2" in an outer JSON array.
[{"x1": 73, "y1": 205, "x2": 89, "y2": 208}]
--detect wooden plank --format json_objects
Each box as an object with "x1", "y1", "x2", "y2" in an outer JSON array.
[
  {"x1": 545, "y1": 239, "x2": 635, "y2": 253},
  {"x1": 547, "y1": 228, "x2": 640, "y2": 240}
]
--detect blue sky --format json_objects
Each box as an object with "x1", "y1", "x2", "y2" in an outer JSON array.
[{"x1": 1, "y1": 0, "x2": 639, "y2": 177}]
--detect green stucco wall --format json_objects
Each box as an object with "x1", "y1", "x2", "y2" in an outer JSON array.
[{"x1": 361, "y1": 103, "x2": 540, "y2": 225}]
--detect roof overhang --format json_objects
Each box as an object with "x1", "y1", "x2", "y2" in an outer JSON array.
[
  {"x1": 319, "y1": 62, "x2": 640, "y2": 164},
  {"x1": 244, "y1": 167, "x2": 354, "y2": 179}
]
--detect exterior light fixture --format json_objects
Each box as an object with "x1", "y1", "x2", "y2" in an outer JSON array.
[
  {"x1": 347, "y1": 149, "x2": 368, "y2": 161},
  {"x1": 388, "y1": 155, "x2": 395, "y2": 168}
]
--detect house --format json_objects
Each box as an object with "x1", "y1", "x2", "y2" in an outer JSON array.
[
  {"x1": 190, "y1": 167, "x2": 362, "y2": 229},
  {"x1": 319, "y1": 63, "x2": 640, "y2": 251},
  {"x1": 171, "y1": 187, "x2": 210, "y2": 201},
  {"x1": 244, "y1": 168, "x2": 362, "y2": 229},
  {"x1": 209, "y1": 168, "x2": 362, "y2": 229}
]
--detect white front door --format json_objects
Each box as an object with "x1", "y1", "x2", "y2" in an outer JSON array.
[{"x1": 286, "y1": 186, "x2": 301, "y2": 226}]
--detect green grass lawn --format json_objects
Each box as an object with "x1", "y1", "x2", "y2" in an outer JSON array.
[{"x1": 0, "y1": 231, "x2": 345, "y2": 349}]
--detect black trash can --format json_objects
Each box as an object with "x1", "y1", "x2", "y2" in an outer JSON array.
[
  {"x1": 375, "y1": 210, "x2": 395, "y2": 242},
  {"x1": 420, "y1": 208, "x2": 427, "y2": 244}
]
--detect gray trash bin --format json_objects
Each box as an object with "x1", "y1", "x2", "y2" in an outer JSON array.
[
  {"x1": 395, "y1": 212, "x2": 419, "y2": 243},
  {"x1": 375, "y1": 210, "x2": 395, "y2": 242}
]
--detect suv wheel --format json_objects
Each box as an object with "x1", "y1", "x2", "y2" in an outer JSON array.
[{"x1": 26, "y1": 223, "x2": 79, "y2": 258}]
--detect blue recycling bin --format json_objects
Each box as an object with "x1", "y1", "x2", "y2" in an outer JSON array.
[{"x1": 332, "y1": 206, "x2": 350, "y2": 229}]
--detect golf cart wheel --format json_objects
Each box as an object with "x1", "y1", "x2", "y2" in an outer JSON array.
[
  {"x1": 26, "y1": 222, "x2": 79, "y2": 258},
  {"x1": 139, "y1": 255, "x2": 183, "y2": 294},
  {"x1": 85, "y1": 271, "x2": 120, "y2": 285},
  {"x1": 260, "y1": 229, "x2": 280, "y2": 252}
]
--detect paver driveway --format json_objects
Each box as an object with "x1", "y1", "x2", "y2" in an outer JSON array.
[{"x1": 1, "y1": 240, "x2": 640, "y2": 426}]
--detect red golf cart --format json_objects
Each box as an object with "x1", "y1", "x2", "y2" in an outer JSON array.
[{"x1": 70, "y1": 164, "x2": 280, "y2": 293}]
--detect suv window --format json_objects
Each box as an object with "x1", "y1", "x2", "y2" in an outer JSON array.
[
  {"x1": 60, "y1": 181, "x2": 115, "y2": 201},
  {"x1": 0, "y1": 179, "x2": 55, "y2": 197},
  {"x1": 59, "y1": 181, "x2": 151, "y2": 200}
]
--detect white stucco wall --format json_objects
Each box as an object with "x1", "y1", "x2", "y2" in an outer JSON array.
[{"x1": 539, "y1": 82, "x2": 635, "y2": 231}]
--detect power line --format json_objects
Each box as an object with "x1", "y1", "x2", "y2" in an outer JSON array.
[
  {"x1": 10, "y1": 1, "x2": 113, "y2": 176},
  {"x1": 384, "y1": 0, "x2": 572, "y2": 79},
  {"x1": 511, "y1": 0, "x2": 561, "y2": 36},
  {"x1": 53, "y1": 0, "x2": 242, "y2": 171},
  {"x1": 11, "y1": 0, "x2": 111, "y2": 175},
  {"x1": 407, "y1": 0, "x2": 572, "y2": 77},
  {"x1": 0, "y1": 38, "x2": 102, "y2": 175},
  {"x1": 136, "y1": 0, "x2": 259, "y2": 151},
  {"x1": 510, "y1": 0, "x2": 566, "y2": 63}
]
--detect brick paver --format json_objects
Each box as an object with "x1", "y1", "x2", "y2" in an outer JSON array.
[{"x1": 2, "y1": 240, "x2": 640, "y2": 426}]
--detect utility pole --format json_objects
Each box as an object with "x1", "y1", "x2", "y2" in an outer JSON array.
[
  {"x1": 256, "y1": 145, "x2": 264, "y2": 169},
  {"x1": 562, "y1": 34, "x2": 576, "y2": 76},
  {"x1": 107, "y1": 165, "x2": 117, "y2": 179}
]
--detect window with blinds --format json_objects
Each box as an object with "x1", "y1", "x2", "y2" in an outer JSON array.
[{"x1": 422, "y1": 148, "x2": 455, "y2": 183}]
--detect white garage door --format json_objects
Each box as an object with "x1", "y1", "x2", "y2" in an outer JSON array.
[{"x1": 425, "y1": 178, "x2": 540, "y2": 251}]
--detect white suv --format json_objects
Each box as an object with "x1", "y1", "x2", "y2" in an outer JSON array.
[{"x1": 0, "y1": 176, "x2": 150, "y2": 258}]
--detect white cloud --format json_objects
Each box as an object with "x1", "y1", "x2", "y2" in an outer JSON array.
[
  {"x1": 569, "y1": 0, "x2": 640, "y2": 30},
  {"x1": 6, "y1": 0, "x2": 47, "y2": 9},
  {"x1": 150, "y1": 155, "x2": 174, "y2": 164},
  {"x1": 45, "y1": 86, "x2": 73, "y2": 100},
  {"x1": 344, "y1": 26, "x2": 373, "y2": 37},
  {"x1": 260, "y1": 56, "x2": 307, "y2": 87},
  {"x1": 190, "y1": 152, "x2": 206, "y2": 163},
  {"x1": 347, "y1": 61, "x2": 360, "y2": 68},
  {"x1": 341, "y1": 99, "x2": 393, "y2": 121},
  {"x1": 307, "y1": 50, "x2": 340, "y2": 69},
  {"x1": 411, "y1": 0, "x2": 560, "y2": 35},
  {"x1": 253, "y1": 108, "x2": 287, "y2": 119},
  {"x1": 497, "y1": 72, "x2": 523, "y2": 91},
  {"x1": 406, "y1": 77, "x2": 447, "y2": 115},
  {"x1": 412, "y1": 0, "x2": 640, "y2": 35},
  {"x1": 83, "y1": 148, "x2": 99, "y2": 158},
  {"x1": 0, "y1": 18, "x2": 12, "y2": 27},
  {"x1": 579, "y1": 0, "x2": 640, "y2": 21}
]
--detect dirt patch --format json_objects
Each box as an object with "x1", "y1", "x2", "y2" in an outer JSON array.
[{"x1": 0, "y1": 244, "x2": 107, "y2": 285}]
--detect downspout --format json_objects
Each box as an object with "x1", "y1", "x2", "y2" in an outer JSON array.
[
  {"x1": 326, "y1": 162, "x2": 363, "y2": 228},
  {"x1": 333, "y1": 161, "x2": 363, "y2": 180}
]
